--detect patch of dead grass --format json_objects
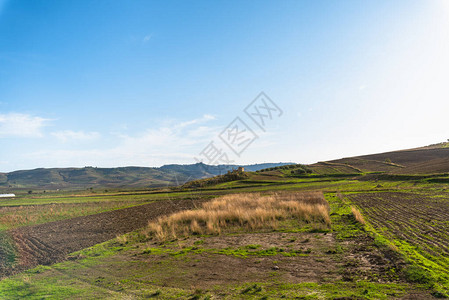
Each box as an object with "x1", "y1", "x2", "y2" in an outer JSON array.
[
  {"x1": 350, "y1": 206, "x2": 366, "y2": 225},
  {"x1": 145, "y1": 192, "x2": 331, "y2": 241}
]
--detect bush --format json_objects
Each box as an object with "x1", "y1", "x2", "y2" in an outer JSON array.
[
  {"x1": 183, "y1": 169, "x2": 249, "y2": 188},
  {"x1": 259, "y1": 164, "x2": 312, "y2": 174},
  {"x1": 404, "y1": 265, "x2": 434, "y2": 284}
]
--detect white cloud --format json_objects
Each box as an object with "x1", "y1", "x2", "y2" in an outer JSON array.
[
  {"x1": 51, "y1": 130, "x2": 100, "y2": 142},
  {"x1": 0, "y1": 113, "x2": 48, "y2": 138},
  {"x1": 23, "y1": 115, "x2": 219, "y2": 168},
  {"x1": 142, "y1": 34, "x2": 152, "y2": 43},
  {"x1": 116, "y1": 114, "x2": 218, "y2": 153},
  {"x1": 177, "y1": 114, "x2": 216, "y2": 128}
]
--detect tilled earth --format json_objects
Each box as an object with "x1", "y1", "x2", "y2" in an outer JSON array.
[
  {"x1": 0, "y1": 198, "x2": 208, "y2": 278},
  {"x1": 347, "y1": 192, "x2": 449, "y2": 266}
]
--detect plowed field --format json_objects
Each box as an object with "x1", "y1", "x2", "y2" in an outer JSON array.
[
  {"x1": 0, "y1": 198, "x2": 208, "y2": 279},
  {"x1": 348, "y1": 192, "x2": 449, "y2": 274}
]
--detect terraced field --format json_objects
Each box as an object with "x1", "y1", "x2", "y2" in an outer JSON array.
[{"x1": 348, "y1": 192, "x2": 449, "y2": 291}]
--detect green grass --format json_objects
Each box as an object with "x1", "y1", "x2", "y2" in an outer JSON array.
[
  {"x1": 0, "y1": 201, "x2": 148, "y2": 230},
  {"x1": 141, "y1": 245, "x2": 309, "y2": 259},
  {"x1": 0, "y1": 192, "x2": 190, "y2": 206},
  {"x1": 234, "y1": 281, "x2": 410, "y2": 299}
]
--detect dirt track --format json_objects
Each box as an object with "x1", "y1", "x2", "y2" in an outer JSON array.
[{"x1": 0, "y1": 198, "x2": 208, "y2": 278}]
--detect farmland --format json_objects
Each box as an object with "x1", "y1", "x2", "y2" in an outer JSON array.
[
  {"x1": 347, "y1": 192, "x2": 449, "y2": 294},
  {"x1": 0, "y1": 147, "x2": 449, "y2": 298},
  {"x1": 1, "y1": 188, "x2": 417, "y2": 299}
]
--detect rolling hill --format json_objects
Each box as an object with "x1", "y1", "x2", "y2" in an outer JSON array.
[
  {"x1": 0, "y1": 162, "x2": 292, "y2": 191},
  {"x1": 311, "y1": 143, "x2": 449, "y2": 175},
  {"x1": 3, "y1": 142, "x2": 449, "y2": 192}
]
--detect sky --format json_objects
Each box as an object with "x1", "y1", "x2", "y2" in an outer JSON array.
[{"x1": 1, "y1": 0, "x2": 449, "y2": 172}]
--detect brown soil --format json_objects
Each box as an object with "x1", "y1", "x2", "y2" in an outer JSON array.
[
  {"x1": 0, "y1": 198, "x2": 208, "y2": 279},
  {"x1": 348, "y1": 192, "x2": 449, "y2": 262},
  {"x1": 59, "y1": 230, "x2": 430, "y2": 299},
  {"x1": 322, "y1": 147, "x2": 449, "y2": 174},
  {"x1": 134, "y1": 232, "x2": 344, "y2": 289},
  {"x1": 129, "y1": 231, "x2": 406, "y2": 289}
]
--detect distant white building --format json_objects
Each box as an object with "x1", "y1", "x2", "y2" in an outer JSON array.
[{"x1": 0, "y1": 194, "x2": 15, "y2": 198}]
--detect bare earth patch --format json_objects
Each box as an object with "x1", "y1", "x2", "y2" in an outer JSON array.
[
  {"x1": 145, "y1": 232, "x2": 343, "y2": 287},
  {"x1": 127, "y1": 231, "x2": 406, "y2": 290},
  {"x1": 37, "y1": 229, "x2": 429, "y2": 299}
]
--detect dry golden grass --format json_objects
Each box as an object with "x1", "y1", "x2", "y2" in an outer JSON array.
[
  {"x1": 145, "y1": 191, "x2": 331, "y2": 241},
  {"x1": 351, "y1": 206, "x2": 366, "y2": 225},
  {"x1": 116, "y1": 234, "x2": 129, "y2": 245}
]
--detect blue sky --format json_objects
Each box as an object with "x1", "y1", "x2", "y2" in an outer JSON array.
[{"x1": 1, "y1": 0, "x2": 449, "y2": 172}]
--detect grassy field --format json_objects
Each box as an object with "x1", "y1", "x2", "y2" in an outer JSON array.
[
  {"x1": 0, "y1": 188, "x2": 215, "y2": 230},
  {"x1": 0, "y1": 170, "x2": 448, "y2": 299},
  {"x1": 0, "y1": 191, "x2": 182, "y2": 231},
  {"x1": 0, "y1": 201, "x2": 145, "y2": 231}
]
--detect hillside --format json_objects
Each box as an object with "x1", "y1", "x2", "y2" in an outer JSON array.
[
  {"x1": 3, "y1": 143, "x2": 449, "y2": 192},
  {"x1": 311, "y1": 144, "x2": 449, "y2": 175},
  {"x1": 0, "y1": 162, "x2": 292, "y2": 191}
]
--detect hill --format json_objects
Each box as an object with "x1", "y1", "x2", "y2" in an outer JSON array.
[
  {"x1": 311, "y1": 143, "x2": 449, "y2": 175},
  {"x1": 4, "y1": 142, "x2": 449, "y2": 192},
  {"x1": 0, "y1": 162, "x2": 293, "y2": 191}
]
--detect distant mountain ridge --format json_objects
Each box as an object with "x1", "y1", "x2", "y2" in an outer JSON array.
[{"x1": 0, "y1": 162, "x2": 293, "y2": 191}]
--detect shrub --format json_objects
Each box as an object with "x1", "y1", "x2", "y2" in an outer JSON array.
[
  {"x1": 183, "y1": 169, "x2": 249, "y2": 188},
  {"x1": 404, "y1": 265, "x2": 434, "y2": 284}
]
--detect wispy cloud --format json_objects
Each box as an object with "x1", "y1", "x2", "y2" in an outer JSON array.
[
  {"x1": 177, "y1": 114, "x2": 215, "y2": 128},
  {"x1": 142, "y1": 34, "x2": 152, "y2": 43},
  {"x1": 0, "y1": 113, "x2": 49, "y2": 138},
  {"x1": 115, "y1": 114, "x2": 218, "y2": 151},
  {"x1": 24, "y1": 115, "x2": 219, "y2": 168},
  {"x1": 51, "y1": 130, "x2": 100, "y2": 142}
]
